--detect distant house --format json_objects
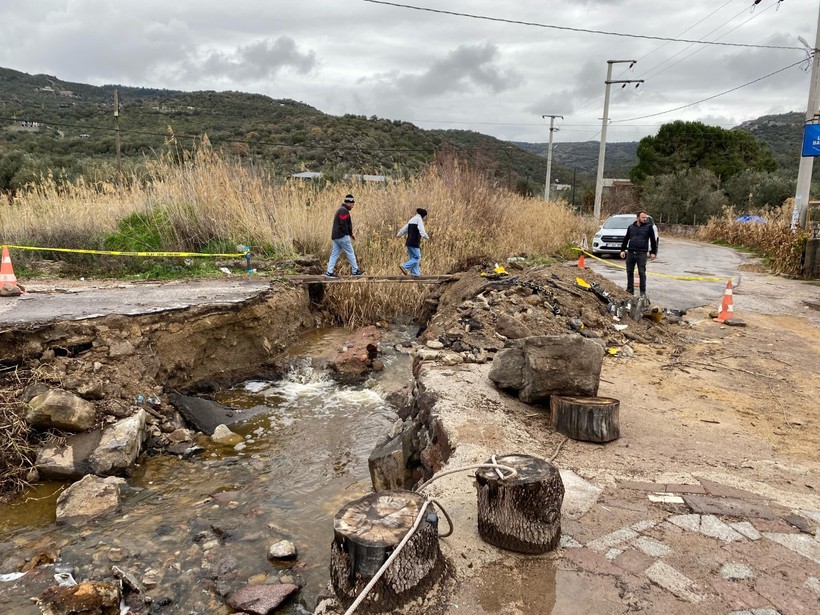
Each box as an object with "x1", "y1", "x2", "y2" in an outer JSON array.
[
  {"x1": 553, "y1": 183, "x2": 572, "y2": 192},
  {"x1": 58, "y1": 90, "x2": 74, "y2": 97},
  {"x1": 19, "y1": 120, "x2": 40, "y2": 128},
  {"x1": 292, "y1": 171, "x2": 323, "y2": 180},
  {"x1": 79, "y1": 133, "x2": 90, "y2": 139},
  {"x1": 40, "y1": 86, "x2": 54, "y2": 92},
  {"x1": 602, "y1": 178, "x2": 635, "y2": 194},
  {"x1": 291, "y1": 171, "x2": 388, "y2": 183}
]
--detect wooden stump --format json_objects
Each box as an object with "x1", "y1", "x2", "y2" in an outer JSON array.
[
  {"x1": 330, "y1": 490, "x2": 443, "y2": 613},
  {"x1": 475, "y1": 454, "x2": 564, "y2": 554},
  {"x1": 550, "y1": 395, "x2": 620, "y2": 442}
]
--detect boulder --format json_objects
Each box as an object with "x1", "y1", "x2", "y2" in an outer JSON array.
[
  {"x1": 88, "y1": 410, "x2": 147, "y2": 475},
  {"x1": 56, "y1": 475, "x2": 126, "y2": 526},
  {"x1": 226, "y1": 584, "x2": 299, "y2": 615},
  {"x1": 489, "y1": 335, "x2": 604, "y2": 404},
  {"x1": 328, "y1": 325, "x2": 382, "y2": 384},
  {"x1": 267, "y1": 540, "x2": 297, "y2": 560},
  {"x1": 39, "y1": 581, "x2": 121, "y2": 615},
  {"x1": 495, "y1": 313, "x2": 533, "y2": 340},
  {"x1": 26, "y1": 389, "x2": 96, "y2": 432},
  {"x1": 211, "y1": 424, "x2": 244, "y2": 446},
  {"x1": 36, "y1": 430, "x2": 103, "y2": 480}
]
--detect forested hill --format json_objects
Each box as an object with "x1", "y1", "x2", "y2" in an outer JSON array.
[{"x1": 0, "y1": 66, "x2": 574, "y2": 193}]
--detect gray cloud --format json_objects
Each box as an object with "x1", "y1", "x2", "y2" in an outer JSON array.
[
  {"x1": 388, "y1": 43, "x2": 523, "y2": 98},
  {"x1": 188, "y1": 37, "x2": 316, "y2": 81}
]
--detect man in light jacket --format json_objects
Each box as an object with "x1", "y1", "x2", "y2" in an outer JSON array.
[{"x1": 397, "y1": 208, "x2": 429, "y2": 277}]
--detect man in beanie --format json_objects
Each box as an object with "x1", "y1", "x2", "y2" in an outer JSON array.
[
  {"x1": 325, "y1": 194, "x2": 364, "y2": 277},
  {"x1": 397, "y1": 208, "x2": 429, "y2": 277}
]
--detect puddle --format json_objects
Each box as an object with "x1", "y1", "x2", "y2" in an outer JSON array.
[{"x1": 0, "y1": 327, "x2": 413, "y2": 614}]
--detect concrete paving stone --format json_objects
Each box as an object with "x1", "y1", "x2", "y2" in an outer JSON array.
[
  {"x1": 669, "y1": 514, "x2": 702, "y2": 533},
  {"x1": 559, "y1": 535, "x2": 582, "y2": 549},
  {"x1": 805, "y1": 577, "x2": 820, "y2": 596},
  {"x1": 634, "y1": 536, "x2": 672, "y2": 558},
  {"x1": 665, "y1": 483, "x2": 707, "y2": 494},
  {"x1": 631, "y1": 519, "x2": 658, "y2": 533},
  {"x1": 781, "y1": 515, "x2": 813, "y2": 535},
  {"x1": 754, "y1": 572, "x2": 819, "y2": 615},
  {"x1": 698, "y1": 478, "x2": 766, "y2": 500},
  {"x1": 749, "y1": 610, "x2": 783, "y2": 615},
  {"x1": 605, "y1": 548, "x2": 623, "y2": 561},
  {"x1": 800, "y1": 510, "x2": 820, "y2": 525},
  {"x1": 723, "y1": 538, "x2": 818, "y2": 575},
  {"x1": 586, "y1": 527, "x2": 639, "y2": 553},
  {"x1": 620, "y1": 480, "x2": 666, "y2": 492},
  {"x1": 730, "y1": 521, "x2": 763, "y2": 541},
  {"x1": 562, "y1": 547, "x2": 624, "y2": 577},
  {"x1": 721, "y1": 563, "x2": 755, "y2": 580},
  {"x1": 598, "y1": 497, "x2": 649, "y2": 514},
  {"x1": 700, "y1": 515, "x2": 746, "y2": 542},
  {"x1": 560, "y1": 469, "x2": 603, "y2": 519},
  {"x1": 648, "y1": 493, "x2": 685, "y2": 504},
  {"x1": 613, "y1": 547, "x2": 656, "y2": 576},
  {"x1": 683, "y1": 495, "x2": 777, "y2": 519},
  {"x1": 751, "y1": 518, "x2": 802, "y2": 534},
  {"x1": 762, "y1": 533, "x2": 820, "y2": 565},
  {"x1": 644, "y1": 561, "x2": 703, "y2": 603},
  {"x1": 711, "y1": 577, "x2": 772, "y2": 611}
]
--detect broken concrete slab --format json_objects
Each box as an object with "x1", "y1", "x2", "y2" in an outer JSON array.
[
  {"x1": 762, "y1": 533, "x2": 820, "y2": 564},
  {"x1": 683, "y1": 494, "x2": 777, "y2": 519},
  {"x1": 644, "y1": 561, "x2": 703, "y2": 603},
  {"x1": 559, "y1": 468, "x2": 602, "y2": 519}
]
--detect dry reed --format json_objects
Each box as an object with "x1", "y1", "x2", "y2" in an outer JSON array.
[
  {"x1": 0, "y1": 369, "x2": 36, "y2": 500},
  {"x1": 1, "y1": 146, "x2": 581, "y2": 323}
]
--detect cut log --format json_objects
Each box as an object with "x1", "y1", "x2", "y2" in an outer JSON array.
[
  {"x1": 475, "y1": 454, "x2": 564, "y2": 554},
  {"x1": 330, "y1": 490, "x2": 443, "y2": 613},
  {"x1": 550, "y1": 395, "x2": 620, "y2": 442}
]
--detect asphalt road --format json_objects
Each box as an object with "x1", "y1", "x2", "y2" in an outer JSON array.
[{"x1": 586, "y1": 236, "x2": 744, "y2": 311}]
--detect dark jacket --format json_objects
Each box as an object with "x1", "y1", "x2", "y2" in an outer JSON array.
[
  {"x1": 396, "y1": 213, "x2": 429, "y2": 248},
  {"x1": 331, "y1": 205, "x2": 353, "y2": 240},
  {"x1": 621, "y1": 221, "x2": 658, "y2": 255}
]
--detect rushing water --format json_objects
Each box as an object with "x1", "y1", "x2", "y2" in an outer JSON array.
[{"x1": 0, "y1": 328, "x2": 411, "y2": 614}]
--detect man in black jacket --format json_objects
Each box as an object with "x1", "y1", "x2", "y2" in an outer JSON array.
[
  {"x1": 619, "y1": 210, "x2": 658, "y2": 297},
  {"x1": 325, "y1": 194, "x2": 364, "y2": 277}
]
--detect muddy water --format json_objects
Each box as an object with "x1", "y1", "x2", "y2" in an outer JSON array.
[{"x1": 0, "y1": 328, "x2": 412, "y2": 614}]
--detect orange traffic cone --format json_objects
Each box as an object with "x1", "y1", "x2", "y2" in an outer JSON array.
[
  {"x1": 713, "y1": 280, "x2": 734, "y2": 323},
  {"x1": 577, "y1": 252, "x2": 585, "y2": 268},
  {"x1": 0, "y1": 246, "x2": 20, "y2": 290}
]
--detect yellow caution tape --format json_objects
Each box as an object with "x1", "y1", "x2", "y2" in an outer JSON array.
[
  {"x1": 572, "y1": 247, "x2": 725, "y2": 282},
  {"x1": 3, "y1": 244, "x2": 247, "y2": 258}
]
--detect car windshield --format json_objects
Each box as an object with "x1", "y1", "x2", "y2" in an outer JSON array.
[{"x1": 602, "y1": 217, "x2": 633, "y2": 230}]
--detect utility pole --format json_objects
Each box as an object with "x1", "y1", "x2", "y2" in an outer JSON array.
[
  {"x1": 793, "y1": 6, "x2": 820, "y2": 230},
  {"x1": 114, "y1": 89, "x2": 122, "y2": 180},
  {"x1": 542, "y1": 114, "x2": 563, "y2": 200},
  {"x1": 593, "y1": 60, "x2": 643, "y2": 220}
]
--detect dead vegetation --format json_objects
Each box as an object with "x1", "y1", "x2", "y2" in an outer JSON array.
[{"x1": 0, "y1": 368, "x2": 37, "y2": 500}]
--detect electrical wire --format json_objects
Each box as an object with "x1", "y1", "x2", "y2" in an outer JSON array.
[
  {"x1": 362, "y1": 0, "x2": 803, "y2": 50},
  {"x1": 612, "y1": 57, "x2": 808, "y2": 123}
]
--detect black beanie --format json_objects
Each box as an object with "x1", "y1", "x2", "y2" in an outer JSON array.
[{"x1": 416, "y1": 208, "x2": 428, "y2": 217}]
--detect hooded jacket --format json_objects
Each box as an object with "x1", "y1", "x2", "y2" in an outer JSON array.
[
  {"x1": 331, "y1": 205, "x2": 353, "y2": 240},
  {"x1": 397, "y1": 213, "x2": 429, "y2": 248}
]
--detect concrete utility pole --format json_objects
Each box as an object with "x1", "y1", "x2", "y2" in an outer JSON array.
[
  {"x1": 593, "y1": 60, "x2": 643, "y2": 220},
  {"x1": 542, "y1": 114, "x2": 563, "y2": 200},
  {"x1": 114, "y1": 89, "x2": 122, "y2": 180},
  {"x1": 792, "y1": 5, "x2": 820, "y2": 230}
]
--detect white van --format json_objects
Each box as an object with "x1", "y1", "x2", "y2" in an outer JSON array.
[{"x1": 591, "y1": 214, "x2": 659, "y2": 257}]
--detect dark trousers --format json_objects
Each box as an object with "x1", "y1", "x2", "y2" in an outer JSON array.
[{"x1": 625, "y1": 251, "x2": 648, "y2": 294}]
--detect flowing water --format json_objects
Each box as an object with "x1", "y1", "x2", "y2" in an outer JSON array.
[{"x1": 0, "y1": 328, "x2": 412, "y2": 614}]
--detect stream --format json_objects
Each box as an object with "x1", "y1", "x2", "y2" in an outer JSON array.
[{"x1": 0, "y1": 327, "x2": 412, "y2": 614}]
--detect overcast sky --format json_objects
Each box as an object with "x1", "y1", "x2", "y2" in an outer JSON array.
[{"x1": 0, "y1": 0, "x2": 816, "y2": 144}]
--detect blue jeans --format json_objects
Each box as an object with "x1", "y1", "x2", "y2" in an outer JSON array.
[
  {"x1": 402, "y1": 246, "x2": 422, "y2": 276},
  {"x1": 327, "y1": 236, "x2": 358, "y2": 273}
]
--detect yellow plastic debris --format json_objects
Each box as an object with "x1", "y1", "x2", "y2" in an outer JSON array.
[
  {"x1": 575, "y1": 277, "x2": 591, "y2": 289},
  {"x1": 607, "y1": 347, "x2": 619, "y2": 355}
]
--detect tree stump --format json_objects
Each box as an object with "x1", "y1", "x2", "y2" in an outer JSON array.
[
  {"x1": 475, "y1": 454, "x2": 564, "y2": 554},
  {"x1": 330, "y1": 490, "x2": 443, "y2": 613},
  {"x1": 550, "y1": 395, "x2": 620, "y2": 442}
]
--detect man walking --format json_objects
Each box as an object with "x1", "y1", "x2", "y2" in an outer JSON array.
[
  {"x1": 325, "y1": 194, "x2": 365, "y2": 278},
  {"x1": 397, "y1": 208, "x2": 429, "y2": 277},
  {"x1": 619, "y1": 210, "x2": 657, "y2": 297}
]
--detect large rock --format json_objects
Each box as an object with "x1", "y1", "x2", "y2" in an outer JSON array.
[
  {"x1": 88, "y1": 410, "x2": 147, "y2": 475},
  {"x1": 169, "y1": 393, "x2": 268, "y2": 435},
  {"x1": 226, "y1": 584, "x2": 299, "y2": 615},
  {"x1": 488, "y1": 335, "x2": 604, "y2": 404},
  {"x1": 56, "y1": 475, "x2": 126, "y2": 526},
  {"x1": 26, "y1": 389, "x2": 96, "y2": 432},
  {"x1": 328, "y1": 325, "x2": 383, "y2": 384},
  {"x1": 36, "y1": 430, "x2": 103, "y2": 480},
  {"x1": 39, "y1": 581, "x2": 121, "y2": 615}
]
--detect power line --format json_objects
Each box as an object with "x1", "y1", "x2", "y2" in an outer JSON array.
[
  {"x1": 362, "y1": 0, "x2": 803, "y2": 50},
  {"x1": 613, "y1": 58, "x2": 808, "y2": 123}
]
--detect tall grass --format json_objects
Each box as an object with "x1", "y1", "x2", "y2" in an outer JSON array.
[
  {"x1": 698, "y1": 202, "x2": 809, "y2": 276},
  {"x1": 1, "y1": 146, "x2": 581, "y2": 323}
]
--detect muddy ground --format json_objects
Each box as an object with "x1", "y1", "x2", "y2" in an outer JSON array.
[{"x1": 2, "y1": 260, "x2": 820, "y2": 614}]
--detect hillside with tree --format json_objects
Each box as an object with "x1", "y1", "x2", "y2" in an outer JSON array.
[{"x1": 0, "y1": 66, "x2": 577, "y2": 197}]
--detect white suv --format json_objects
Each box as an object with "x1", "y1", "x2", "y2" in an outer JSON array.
[{"x1": 592, "y1": 214, "x2": 659, "y2": 257}]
